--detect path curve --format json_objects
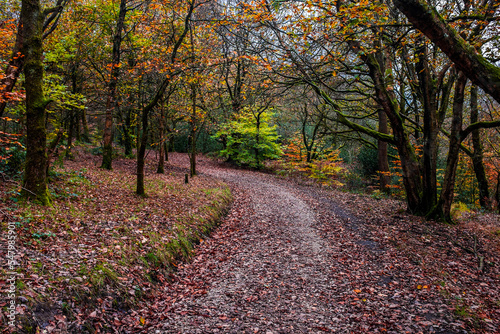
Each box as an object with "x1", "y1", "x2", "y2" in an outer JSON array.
[{"x1": 144, "y1": 156, "x2": 466, "y2": 334}]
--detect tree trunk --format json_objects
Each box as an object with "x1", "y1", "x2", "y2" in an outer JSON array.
[
  {"x1": 136, "y1": 109, "x2": 149, "y2": 196},
  {"x1": 157, "y1": 111, "x2": 165, "y2": 173},
  {"x1": 75, "y1": 110, "x2": 81, "y2": 142},
  {"x1": 377, "y1": 109, "x2": 390, "y2": 192},
  {"x1": 123, "y1": 110, "x2": 133, "y2": 156},
  {"x1": 101, "y1": 0, "x2": 127, "y2": 170},
  {"x1": 21, "y1": 0, "x2": 50, "y2": 205},
  {"x1": 66, "y1": 109, "x2": 75, "y2": 159},
  {"x1": 428, "y1": 73, "x2": 467, "y2": 222},
  {"x1": 255, "y1": 113, "x2": 261, "y2": 167},
  {"x1": 363, "y1": 52, "x2": 424, "y2": 213},
  {"x1": 496, "y1": 173, "x2": 500, "y2": 214},
  {"x1": 80, "y1": 109, "x2": 89, "y2": 142},
  {"x1": 165, "y1": 140, "x2": 169, "y2": 161},
  {"x1": 470, "y1": 85, "x2": 490, "y2": 209},
  {"x1": 416, "y1": 40, "x2": 439, "y2": 214},
  {"x1": 189, "y1": 84, "x2": 197, "y2": 177},
  {"x1": 70, "y1": 63, "x2": 80, "y2": 145},
  {"x1": 1, "y1": 0, "x2": 66, "y2": 117}
]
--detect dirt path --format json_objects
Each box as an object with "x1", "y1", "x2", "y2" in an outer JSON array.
[{"x1": 142, "y1": 155, "x2": 468, "y2": 333}]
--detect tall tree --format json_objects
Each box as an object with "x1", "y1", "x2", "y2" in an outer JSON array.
[
  {"x1": 101, "y1": 0, "x2": 127, "y2": 169},
  {"x1": 21, "y1": 0, "x2": 50, "y2": 204},
  {"x1": 470, "y1": 85, "x2": 491, "y2": 209},
  {"x1": 136, "y1": 0, "x2": 195, "y2": 196}
]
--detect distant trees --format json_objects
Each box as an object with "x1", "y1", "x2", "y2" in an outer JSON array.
[
  {"x1": 2, "y1": 0, "x2": 500, "y2": 219},
  {"x1": 231, "y1": 0, "x2": 500, "y2": 221}
]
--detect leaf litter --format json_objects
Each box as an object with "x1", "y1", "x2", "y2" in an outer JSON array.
[{"x1": 1, "y1": 151, "x2": 499, "y2": 333}]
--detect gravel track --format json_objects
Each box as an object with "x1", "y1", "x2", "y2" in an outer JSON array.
[{"x1": 145, "y1": 155, "x2": 467, "y2": 334}]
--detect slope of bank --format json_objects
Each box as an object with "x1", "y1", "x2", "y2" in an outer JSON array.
[{"x1": 0, "y1": 148, "x2": 232, "y2": 333}]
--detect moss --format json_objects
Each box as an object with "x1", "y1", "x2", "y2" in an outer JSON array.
[
  {"x1": 100, "y1": 145, "x2": 113, "y2": 170},
  {"x1": 89, "y1": 264, "x2": 119, "y2": 290}
]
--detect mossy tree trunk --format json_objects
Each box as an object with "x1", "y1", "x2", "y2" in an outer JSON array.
[
  {"x1": 101, "y1": 0, "x2": 127, "y2": 170},
  {"x1": 377, "y1": 109, "x2": 390, "y2": 193},
  {"x1": 362, "y1": 51, "x2": 424, "y2": 214},
  {"x1": 21, "y1": 0, "x2": 51, "y2": 205},
  {"x1": 427, "y1": 73, "x2": 467, "y2": 222},
  {"x1": 470, "y1": 85, "x2": 490, "y2": 209},
  {"x1": 416, "y1": 40, "x2": 439, "y2": 214}
]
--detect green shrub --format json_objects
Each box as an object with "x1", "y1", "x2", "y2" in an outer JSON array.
[{"x1": 215, "y1": 108, "x2": 282, "y2": 168}]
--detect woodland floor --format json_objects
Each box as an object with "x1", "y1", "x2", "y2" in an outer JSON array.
[
  {"x1": 134, "y1": 154, "x2": 499, "y2": 334},
  {"x1": 1, "y1": 152, "x2": 500, "y2": 333}
]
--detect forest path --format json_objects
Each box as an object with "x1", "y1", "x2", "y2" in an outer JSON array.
[{"x1": 143, "y1": 155, "x2": 466, "y2": 334}]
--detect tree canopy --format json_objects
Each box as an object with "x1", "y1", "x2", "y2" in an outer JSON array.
[{"x1": 1, "y1": 0, "x2": 500, "y2": 221}]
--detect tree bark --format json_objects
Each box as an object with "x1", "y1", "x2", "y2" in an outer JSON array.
[
  {"x1": 428, "y1": 72, "x2": 467, "y2": 222},
  {"x1": 377, "y1": 109, "x2": 390, "y2": 192},
  {"x1": 21, "y1": 0, "x2": 51, "y2": 205},
  {"x1": 101, "y1": 0, "x2": 127, "y2": 170},
  {"x1": 496, "y1": 173, "x2": 500, "y2": 214},
  {"x1": 470, "y1": 85, "x2": 490, "y2": 209},
  {"x1": 157, "y1": 109, "x2": 165, "y2": 173},
  {"x1": 136, "y1": 108, "x2": 148, "y2": 196},
  {"x1": 416, "y1": 40, "x2": 439, "y2": 213},
  {"x1": 123, "y1": 110, "x2": 133, "y2": 156},
  {"x1": 189, "y1": 84, "x2": 197, "y2": 177},
  {"x1": 364, "y1": 53, "x2": 424, "y2": 213}
]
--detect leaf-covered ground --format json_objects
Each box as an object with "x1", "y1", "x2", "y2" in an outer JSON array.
[
  {"x1": 1, "y1": 151, "x2": 499, "y2": 333},
  {"x1": 135, "y1": 154, "x2": 499, "y2": 334},
  {"x1": 0, "y1": 149, "x2": 232, "y2": 333}
]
